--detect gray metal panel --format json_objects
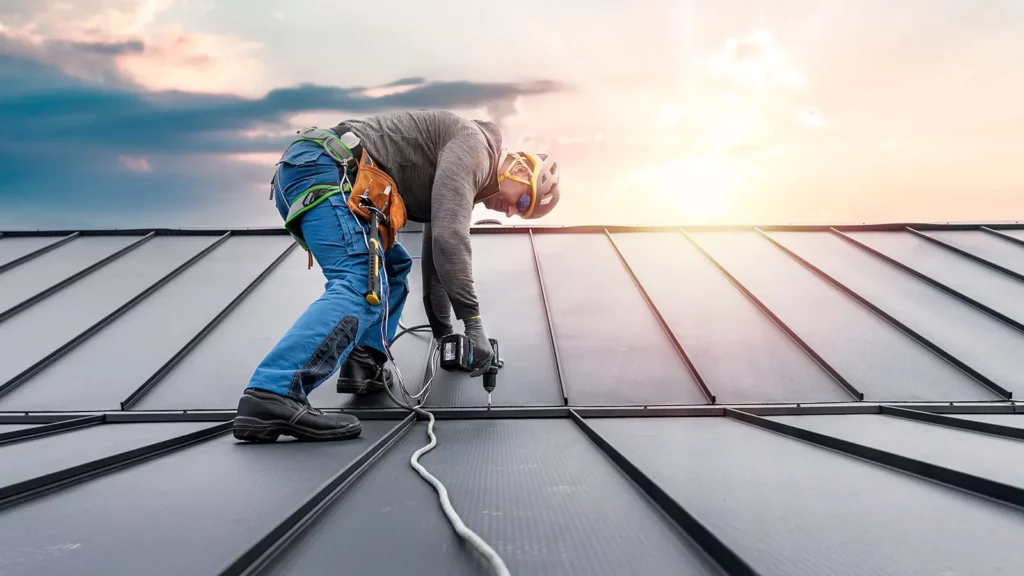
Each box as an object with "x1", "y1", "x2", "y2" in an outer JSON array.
[
  {"x1": 425, "y1": 235, "x2": 562, "y2": 407},
  {"x1": 588, "y1": 416, "x2": 1024, "y2": 576},
  {"x1": 263, "y1": 419, "x2": 721, "y2": 576},
  {"x1": 848, "y1": 231, "x2": 1024, "y2": 325},
  {"x1": 951, "y1": 413, "x2": 1024, "y2": 428},
  {"x1": 771, "y1": 413, "x2": 1024, "y2": 490},
  {"x1": 925, "y1": 230, "x2": 1024, "y2": 276},
  {"x1": 0, "y1": 236, "x2": 217, "y2": 389},
  {"x1": 769, "y1": 231, "x2": 1022, "y2": 397},
  {"x1": 610, "y1": 232, "x2": 847, "y2": 404},
  {"x1": 0, "y1": 424, "x2": 37, "y2": 434},
  {"x1": 531, "y1": 233, "x2": 707, "y2": 406},
  {"x1": 0, "y1": 422, "x2": 210, "y2": 488},
  {"x1": 399, "y1": 232, "x2": 422, "y2": 258},
  {"x1": 0, "y1": 420, "x2": 398, "y2": 576},
  {"x1": 0, "y1": 235, "x2": 294, "y2": 411},
  {"x1": 998, "y1": 229, "x2": 1024, "y2": 242},
  {"x1": 0, "y1": 237, "x2": 63, "y2": 268},
  {"x1": 0, "y1": 236, "x2": 141, "y2": 313},
  {"x1": 690, "y1": 232, "x2": 990, "y2": 401}
]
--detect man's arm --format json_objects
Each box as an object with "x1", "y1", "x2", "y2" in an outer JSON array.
[
  {"x1": 421, "y1": 223, "x2": 454, "y2": 337},
  {"x1": 428, "y1": 131, "x2": 488, "y2": 320}
]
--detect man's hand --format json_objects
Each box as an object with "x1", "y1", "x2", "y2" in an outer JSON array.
[{"x1": 463, "y1": 316, "x2": 493, "y2": 377}]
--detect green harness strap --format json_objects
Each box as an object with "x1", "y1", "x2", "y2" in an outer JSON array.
[{"x1": 284, "y1": 181, "x2": 352, "y2": 251}]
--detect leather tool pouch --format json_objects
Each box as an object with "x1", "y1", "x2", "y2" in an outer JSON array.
[{"x1": 347, "y1": 149, "x2": 407, "y2": 248}]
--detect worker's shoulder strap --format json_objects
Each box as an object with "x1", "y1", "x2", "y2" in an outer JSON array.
[{"x1": 291, "y1": 127, "x2": 363, "y2": 169}]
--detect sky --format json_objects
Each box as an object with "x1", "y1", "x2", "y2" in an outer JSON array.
[{"x1": 1, "y1": 0, "x2": 1023, "y2": 230}]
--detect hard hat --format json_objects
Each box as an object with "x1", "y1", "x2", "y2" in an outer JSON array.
[{"x1": 498, "y1": 151, "x2": 561, "y2": 219}]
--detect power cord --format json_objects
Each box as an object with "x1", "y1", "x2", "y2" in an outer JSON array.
[{"x1": 344, "y1": 187, "x2": 512, "y2": 576}]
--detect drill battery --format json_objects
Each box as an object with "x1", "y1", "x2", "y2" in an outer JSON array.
[{"x1": 439, "y1": 334, "x2": 501, "y2": 376}]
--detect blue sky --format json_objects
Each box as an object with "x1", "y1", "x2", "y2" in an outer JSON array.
[{"x1": 2, "y1": 1, "x2": 1023, "y2": 229}]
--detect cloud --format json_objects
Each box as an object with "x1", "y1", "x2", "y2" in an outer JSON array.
[
  {"x1": 0, "y1": 0, "x2": 264, "y2": 94},
  {"x1": 0, "y1": 51, "x2": 565, "y2": 228},
  {"x1": 703, "y1": 31, "x2": 805, "y2": 91},
  {"x1": 794, "y1": 107, "x2": 826, "y2": 128},
  {"x1": 118, "y1": 155, "x2": 152, "y2": 172}
]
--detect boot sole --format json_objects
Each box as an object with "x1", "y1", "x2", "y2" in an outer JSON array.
[
  {"x1": 336, "y1": 378, "x2": 389, "y2": 395},
  {"x1": 232, "y1": 416, "x2": 362, "y2": 443}
]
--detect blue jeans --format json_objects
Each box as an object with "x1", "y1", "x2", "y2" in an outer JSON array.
[{"x1": 247, "y1": 137, "x2": 412, "y2": 401}]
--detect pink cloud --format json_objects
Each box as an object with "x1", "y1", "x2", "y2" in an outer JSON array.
[
  {"x1": 0, "y1": 1, "x2": 265, "y2": 94},
  {"x1": 118, "y1": 155, "x2": 152, "y2": 172}
]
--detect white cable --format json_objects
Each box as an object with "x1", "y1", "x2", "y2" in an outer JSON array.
[{"x1": 371, "y1": 233, "x2": 511, "y2": 576}]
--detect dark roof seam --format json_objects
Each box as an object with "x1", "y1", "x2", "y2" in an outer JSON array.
[
  {"x1": 832, "y1": 227, "x2": 1024, "y2": 335},
  {"x1": 981, "y1": 226, "x2": 1024, "y2": 248},
  {"x1": 0, "y1": 401, "x2": 1019, "y2": 423},
  {"x1": 0, "y1": 414, "x2": 105, "y2": 446},
  {"x1": 528, "y1": 229, "x2": 568, "y2": 405},
  {"x1": 0, "y1": 231, "x2": 80, "y2": 276},
  {"x1": 725, "y1": 408, "x2": 1024, "y2": 511},
  {"x1": 906, "y1": 226, "x2": 1024, "y2": 284},
  {"x1": 763, "y1": 229, "x2": 1012, "y2": 400},
  {"x1": 880, "y1": 404, "x2": 1024, "y2": 441},
  {"x1": 687, "y1": 228, "x2": 863, "y2": 401},
  {"x1": 0, "y1": 231, "x2": 156, "y2": 325},
  {"x1": 0, "y1": 421, "x2": 231, "y2": 511},
  {"x1": 603, "y1": 229, "x2": 716, "y2": 404},
  {"x1": 569, "y1": 409, "x2": 762, "y2": 576},
  {"x1": 120, "y1": 239, "x2": 298, "y2": 410},
  {"x1": 0, "y1": 232, "x2": 234, "y2": 402},
  {"x1": 215, "y1": 414, "x2": 416, "y2": 576}
]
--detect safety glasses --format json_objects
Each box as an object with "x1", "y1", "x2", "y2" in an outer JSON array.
[{"x1": 497, "y1": 153, "x2": 536, "y2": 214}]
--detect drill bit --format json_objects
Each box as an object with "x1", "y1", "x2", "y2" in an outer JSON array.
[{"x1": 487, "y1": 393, "x2": 492, "y2": 410}]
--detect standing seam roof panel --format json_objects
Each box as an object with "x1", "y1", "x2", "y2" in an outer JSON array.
[
  {"x1": 0, "y1": 236, "x2": 142, "y2": 313},
  {"x1": 769, "y1": 414, "x2": 1024, "y2": 491},
  {"x1": 262, "y1": 419, "x2": 723, "y2": 576},
  {"x1": 768, "y1": 231, "x2": 1022, "y2": 398},
  {"x1": 587, "y1": 416, "x2": 1024, "y2": 576},
  {"x1": 0, "y1": 422, "x2": 211, "y2": 489},
  {"x1": 948, "y1": 413, "x2": 1024, "y2": 428},
  {"x1": 0, "y1": 237, "x2": 66, "y2": 269},
  {"x1": 0, "y1": 236, "x2": 218, "y2": 390},
  {"x1": 0, "y1": 235, "x2": 294, "y2": 411},
  {"x1": 689, "y1": 231, "x2": 994, "y2": 401},
  {"x1": 0, "y1": 420, "x2": 399, "y2": 576},
  {"x1": 923, "y1": 230, "x2": 1024, "y2": 277},
  {"x1": 425, "y1": 234, "x2": 562, "y2": 407},
  {"x1": 532, "y1": 233, "x2": 708, "y2": 406},
  {"x1": 609, "y1": 231, "x2": 848, "y2": 404},
  {"x1": 847, "y1": 231, "x2": 1024, "y2": 326}
]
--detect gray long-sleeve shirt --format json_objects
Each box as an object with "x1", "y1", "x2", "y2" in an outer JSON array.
[{"x1": 331, "y1": 110, "x2": 502, "y2": 320}]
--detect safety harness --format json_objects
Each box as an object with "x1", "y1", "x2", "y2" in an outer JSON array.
[{"x1": 278, "y1": 127, "x2": 407, "y2": 268}]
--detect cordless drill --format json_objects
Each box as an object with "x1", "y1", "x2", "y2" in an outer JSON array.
[{"x1": 439, "y1": 334, "x2": 503, "y2": 408}]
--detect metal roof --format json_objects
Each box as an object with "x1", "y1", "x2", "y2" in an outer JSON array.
[{"x1": 2, "y1": 223, "x2": 1024, "y2": 576}]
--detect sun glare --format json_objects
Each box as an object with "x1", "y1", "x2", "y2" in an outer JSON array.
[{"x1": 618, "y1": 156, "x2": 735, "y2": 223}]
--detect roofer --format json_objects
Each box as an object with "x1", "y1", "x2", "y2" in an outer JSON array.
[{"x1": 232, "y1": 109, "x2": 561, "y2": 442}]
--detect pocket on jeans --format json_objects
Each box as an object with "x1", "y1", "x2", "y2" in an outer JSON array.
[
  {"x1": 277, "y1": 143, "x2": 327, "y2": 203},
  {"x1": 328, "y1": 194, "x2": 372, "y2": 257}
]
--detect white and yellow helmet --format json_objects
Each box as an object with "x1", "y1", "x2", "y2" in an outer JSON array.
[{"x1": 497, "y1": 151, "x2": 561, "y2": 218}]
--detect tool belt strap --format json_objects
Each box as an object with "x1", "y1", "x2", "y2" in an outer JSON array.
[{"x1": 282, "y1": 126, "x2": 407, "y2": 252}]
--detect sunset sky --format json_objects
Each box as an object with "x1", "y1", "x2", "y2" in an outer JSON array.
[{"x1": 1, "y1": 0, "x2": 1022, "y2": 229}]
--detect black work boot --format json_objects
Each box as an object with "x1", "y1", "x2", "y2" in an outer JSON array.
[
  {"x1": 336, "y1": 346, "x2": 393, "y2": 395},
  {"x1": 233, "y1": 388, "x2": 361, "y2": 442}
]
